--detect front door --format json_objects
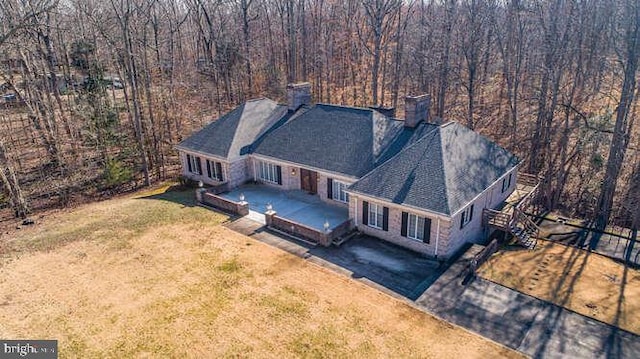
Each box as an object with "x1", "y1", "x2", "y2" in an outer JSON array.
[{"x1": 300, "y1": 168, "x2": 318, "y2": 194}]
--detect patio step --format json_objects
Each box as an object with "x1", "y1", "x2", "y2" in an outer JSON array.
[{"x1": 332, "y1": 229, "x2": 360, "y2": 247}]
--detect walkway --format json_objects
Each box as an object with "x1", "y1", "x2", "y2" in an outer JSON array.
[{"x1": 416, "y1": 246, "x2": 640, "y2": 358}]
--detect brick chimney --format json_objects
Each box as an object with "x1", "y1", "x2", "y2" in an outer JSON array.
[
  {"x1": 287, "y1": 82, "x2": 312, "y2": 111},
  {"x1": 404, "y1": 94, "x2": 434, "y2": 128}
]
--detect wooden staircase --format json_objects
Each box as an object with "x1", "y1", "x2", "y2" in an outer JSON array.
[
  {"x1": 483, "y1": 207, "x2": 539, "y2": 250},
  {"x1": 509, "y1": 208, "x2": 538, "y2": 249}
]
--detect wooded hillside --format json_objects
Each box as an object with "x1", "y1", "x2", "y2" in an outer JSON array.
[{"x1": 0, "y1": 0, "x2": 638, "y2": 231}]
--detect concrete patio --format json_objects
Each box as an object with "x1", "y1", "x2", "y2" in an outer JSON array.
[{"x1": 219, "y1": 184, "x2": 349, "y2": 231}]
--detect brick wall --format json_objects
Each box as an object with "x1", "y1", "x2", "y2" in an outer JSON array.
[
  {"x1": 200, "y1": 191, "x2": 249, "y2": 216},
  {"x1": 349, "y1": 194, "x2": 452, "y2": 258}
]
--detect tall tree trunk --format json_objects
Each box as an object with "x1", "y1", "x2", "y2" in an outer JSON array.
[{"x1": 595, "y1": 0, "x2": 639, "y2": 231}]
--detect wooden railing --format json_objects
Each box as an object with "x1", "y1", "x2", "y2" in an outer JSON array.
[
  {"x1": 483, "y1": 172, "x2": 542, "y2": 250},
  {"x1": 512, "y1": 207, "x2": 540, "y2": 239},
  {"x1": 517, "y1": 172, "x2": 540, "y2": 188},
  {"x1": 483, "y1": 208, "x2": 511, "y2": 230},
  {"x1": 515, "y1": 172, "x2": 542, "y2": 216}
]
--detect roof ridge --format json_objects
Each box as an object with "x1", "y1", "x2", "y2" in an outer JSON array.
[
  {"x1": 352, "y1": 123, "x2": 441, "y2": 188},
  {"x1": 315, "y1": 103, "x2": 375, "y2": 113}
]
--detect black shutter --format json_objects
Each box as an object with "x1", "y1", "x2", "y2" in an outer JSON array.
[
  {"x1": 423, "y1": 218, "x2": 431, "y2": 244},
  {"x1": 206, "y1": 160, "x2": 212, "y2": 178},
  {"x1": 276, "y1": 165, "x2": 282, "y2": 185},
  {"x1": 382, "y1": 207, "x2": 389, "y2": 231},
  {"x1": 187, "y1": 154, "x2": 192, "y2": 172},
  {"x1": 362, "y1": 201, "x2": 369, "y2": 225},
  {"x1": 460, "y1": 212, "x2": 465, "y2": 229},
  {"x1": 327, "y1": 178, "x2": 333, "y2": 199},
  {"x1": 216, "y1": 162, "x2": 223, "y2": 181},
  {"x1": 508, "y1": 173, "x2": 512, "y2": 188},
  {"x1": 196, "y1": 157, "x2": 202, "y2": 175},
  {"x1": 401, "y1": 212, "x2": 408, "y2": 237},
  {"x1": 469, "y1": 204, "x2": 474, "y2": 222}
]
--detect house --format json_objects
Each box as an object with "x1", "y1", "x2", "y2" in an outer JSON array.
[{"x1": 176, "y1": 83, "x2": 520, "y2": 260}]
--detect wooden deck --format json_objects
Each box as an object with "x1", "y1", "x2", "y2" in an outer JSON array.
[{"x1": 483, "y1": 173, "x2": 541, "y2": 249}]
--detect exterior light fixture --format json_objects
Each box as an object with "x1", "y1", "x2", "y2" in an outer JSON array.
[
  {"x1": 239, "y1": 193, "x2": 245, "y2": 202},
  {"x1": 266, "y1": 203, "x2": 273, "y2": 212},
  {"x1": 291, "y1": 168, "x2": 296, "y2": 176},
  {"x1": 198, "y1": 180, "x2": 203, "y2": 188},
  {"x1": 323, "y1": 220, "x2": 330, "y2": 232}
]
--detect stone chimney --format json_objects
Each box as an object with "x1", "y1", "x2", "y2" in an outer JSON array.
[
  {"x1": 287, "y1": 82, "x2": 312, "y2": 111},
  {"x1": 404, "y1": 94, "x2": 433, "y2": 128}
]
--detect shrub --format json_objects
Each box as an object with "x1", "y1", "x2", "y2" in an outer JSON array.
[{"x1": 103, "y1": 159, "x2": 133, "y2": 189}]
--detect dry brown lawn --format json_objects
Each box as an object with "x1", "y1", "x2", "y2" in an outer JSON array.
[
  {"x1": 0, "y1": 185, "x2": 520, "y2": 358},
  {"x1": 478, "y1": 240, "x2": 640, "y2": 335}
]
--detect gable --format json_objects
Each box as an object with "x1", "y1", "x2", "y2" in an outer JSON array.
[{"x1": 176, "y1": 98, "x2": 286, "y2": 160}]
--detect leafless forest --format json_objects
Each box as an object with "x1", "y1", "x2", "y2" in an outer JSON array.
[{"x1": 0, "y1": 0, "x2": 638, "y2": 231}]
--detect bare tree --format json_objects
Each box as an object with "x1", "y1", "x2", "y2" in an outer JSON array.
[
  {"x1": 595, "y1": 0, "x2": 640, "y2": 231},
  {"x1": 361, "y1": 0, "x2": 402, "y2": 106}
]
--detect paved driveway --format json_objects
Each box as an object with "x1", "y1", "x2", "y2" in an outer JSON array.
[
  {"x1": 416, "y1": 246, "x2": 640, "y2": 359},
  {"x1": 225, "y1": 216, "x2": 640, "y2": 358},
  {"x1": 311, "y1": 235, "x2": 443, "y2": 299},
  {"x1": 226, "y1": 217, "x2": 441, "y2": 299}
]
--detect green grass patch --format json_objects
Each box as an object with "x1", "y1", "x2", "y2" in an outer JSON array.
[
  {"x1": 4, "y1": 188, "x2": 227, "y2": 257},
  {"x1": 289, "y1": 325, "x2": 349, "y2": 359},
  {"x1": 217, "y1": 257, "x2": 243, "y2": 273},
  {"x1": 259, "y1": 286, "x2": 312, "y2": 320}
]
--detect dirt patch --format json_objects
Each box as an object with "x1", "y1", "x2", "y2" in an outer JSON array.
[
  {"x1": 478, "y1": 240, "x2": 640, "y2": 335},
  {"x1": 0, "y1": 188, "x2": 521, "y2": 358}
]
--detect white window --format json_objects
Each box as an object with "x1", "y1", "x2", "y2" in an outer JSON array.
[
  {"x1": 259, "y1": 161, "x2": 280, "y2": 184},
  {"x1": 368, "y1": 203, "x2": 384, "y2": 229},
  {"x1": 187, "y1": 154, "x2": 202, "y2": 175},
  {"x1": 206, "y1": 160, "x2": 224, "y2": 181},
  {"x1": 407, "y1": 213, "x2": 425, "y2": 241},
  {"x1": 332, "y1": 180, "x2": 349, "y2": 203},
  {"x1": 460, "y1": 204, "x2": 475, "y2": 229}
]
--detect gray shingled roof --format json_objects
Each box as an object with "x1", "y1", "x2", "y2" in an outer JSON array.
[
  {"x1": 253, "y1": 104, "x2": 414, "y2": 177},
  {"x1": 348, "y1": 122, "x2": 520, "y2": 215},
  {"x1": 176, "y1": 98, "x2": 287, "y2": 160}
]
